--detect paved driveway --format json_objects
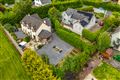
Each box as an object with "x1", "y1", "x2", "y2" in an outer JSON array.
[{"x1": 37, "y1": 33, "x2": 74, "y2": 65}]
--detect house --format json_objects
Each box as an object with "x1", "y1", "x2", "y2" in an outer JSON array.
[
  {"x1": 93, "y1": 7, "x2": 107, "y2": 14},
  {"x1": 37, "y1": 33, "x2": 74, "y2": 65},
  {"x1": 101, "y1": 48, "x2": 113, "y2": 59},
  {"x1": 62, "y1": 8, "x2": 96, "y2": 35},
  {"x1": 111, "y1": 27, "x2": 120, "y2": 51},
  {"x1": 34, "y1": 0, "x2": 51, "y2": 6},
  {"x1": 20, "y1": 14, "x2": 52, "y2": 44},
  {"x1": 103, "y1": 0, "x2": 111, "y2": 2}
]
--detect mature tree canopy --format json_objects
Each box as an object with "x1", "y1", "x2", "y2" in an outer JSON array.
[{"x1": 22, "y1": 49, "x2": 58, "y2": 80}]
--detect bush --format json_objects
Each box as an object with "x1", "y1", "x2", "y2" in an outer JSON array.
[
  {"x1": 4, "y1": 23, "x2": 16, "y2": 32},
  {"x1": 96, "y1": 32, "x2": 111, "y2": 52},
  {"x1": 41, "y1": 54, "x2": 49, "y2": 64},
  {"x1": 37, "y1": 45, "x2": 43, "y2": 49},
  {"x1": 62, "y1": 52, "x2": 90, "y2": 72},
  {"x1": 24, "y1": 36, "x2": 30, "y2": 42},
  {"x1": 22, "y1": 49, "x2": 58, "y2": 80},
  {"x1": 113, "y1": 55, "x2": 120, "y2": 62}
]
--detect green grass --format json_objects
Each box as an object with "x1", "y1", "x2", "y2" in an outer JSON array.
[
  {"x1": 0, "y1": 27, "x2": 31, "y2": 80},
  {"x1": 93, "y1": 62, "x2": 120, "y2": 80}
]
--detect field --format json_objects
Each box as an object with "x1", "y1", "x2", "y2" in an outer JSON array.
[
  {"x1": 0, "y1": 27, "x2": 31, "y2": 80},
  {"x1": 93, "y1": 62, "x2": 120, "y2": 80}
]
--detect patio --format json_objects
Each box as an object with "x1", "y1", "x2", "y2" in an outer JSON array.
[
  {"x1": 37, "y1": 33, "x2": 74, "y2": 65},
  {"x1": 14, "y1": 28, "x2": 27, "y2": 39}
]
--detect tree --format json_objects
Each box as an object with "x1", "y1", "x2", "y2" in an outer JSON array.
[
  {"x1": 22, "y1": 49, "x2": 58, "y2": 80},
  {"x1": 62, "y1": 52, "x2": 89, "y2": 72},
  {"x1": 48, "y1": 7, "x2": 61, "y2": 21},
  {"x1": 4, "y1": 23, "x2": 15, "y2": 32},
  {"x1": 96, "y1": 32, "x2": 111, "y2": 52},
  {"x1": 12, "y1": 0, "x2": 32, "y2": 23}
]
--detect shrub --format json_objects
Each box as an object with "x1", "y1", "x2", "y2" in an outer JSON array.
[
  {"x1": 37, "y1": 45, "x2": 43, "y2": 49},
  {"x1": 22, "y1": 49, "x2": 58, "y2": 80},
  {"x1": 82, "y1": 29, "x2": 97, "y2": 42},
  {"x1": 4, "y1": 23, "x2": 16, "y2": 32},
  {"x1": 113, "y1": 55, "x2": 120, "y2": 62},
  {"x1": 24, "y1": 36, "x2": 30, "y2": 42},
  {"x1": 41, "y1": 54, "x2": 49, "y2": 64}
]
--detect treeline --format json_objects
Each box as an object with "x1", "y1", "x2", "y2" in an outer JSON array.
[{"x1": 1, "y1": 0, "x2": 120, "y2": 25}]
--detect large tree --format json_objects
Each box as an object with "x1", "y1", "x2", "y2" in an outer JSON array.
[
  {"x1": 22, "y1": 49, "x2": 58, "y2": 80},
  {"x1": 96, "y1": 32, "x2": 111, "y2": 52},
  {"x1": 12, "y1": 0, "x2": 32, "y2": 23}
]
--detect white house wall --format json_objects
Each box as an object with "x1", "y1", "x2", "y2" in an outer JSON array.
[
  {"x1": 85, "y1": 16, "x2": 96, "y2": 29},
  {"x1": 34, "y1": 0, "x2": 42, "y2": 6},
  {"x1": 36, "y1": 23, "x2": 51, "y2": 36},
  {"x1": 62, "y1": 12, "x2": 71, "y2": 24},
  {"x1": 111, "y1": 32, "x2": 120, "y2": 46},
  {"x1": 73, "y1": 22, "x2": 83, "y2": 35}
]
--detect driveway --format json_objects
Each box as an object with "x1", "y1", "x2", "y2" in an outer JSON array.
[{"x1": 37, "y1": 33, "x2": 74, "y2": 65}]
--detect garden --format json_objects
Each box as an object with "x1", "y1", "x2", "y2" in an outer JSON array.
[{"x1": 93, "y1": 62, "x2": 120, "y2": 80}]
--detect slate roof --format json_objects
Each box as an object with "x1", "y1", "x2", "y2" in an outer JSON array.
[
  {"x1": 21, "y1": 14, "x2": 43, "y2": 31},
  {"x1": 43, "y1": 18, "x2": 51, "y2": 26},
  {"x1": 38, "y1": 30, "x2": 52, "y2": 39},
  {"x1": 65, "y1": 8, "x2": 94, "y2": 27},
  {"x1": 40, "y1": 0, "x2": 51, "y2": 4}
]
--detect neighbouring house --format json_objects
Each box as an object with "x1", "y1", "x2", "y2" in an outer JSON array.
[
  {"x1": 20, "y1": 14, "x2": 52, "y2": 44},
  {"x1": 93, "y1": 7, "x2": 107, "y2": 14},
  {"x1": 62, "y1": 8, "x2": 96, "y2": 35},
  {"x1": 103, "y1": 0, "x2": 111, "y2": 2},
  {"x1": 111, "y1": 27, "x2": 120, "y2": 51},
  {"x1": 34, "y1": 0, "x2": 51, "y2": 6}
]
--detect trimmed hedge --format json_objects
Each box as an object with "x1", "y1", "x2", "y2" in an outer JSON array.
[{"x1": 82, "y1": 29, "x2": 97, "y2": 42}]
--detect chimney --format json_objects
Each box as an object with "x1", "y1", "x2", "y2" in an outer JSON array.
[
  {"x1": 28, "y1": 14, "x2": 30, "y2": 16},
  {"x1": 44, "y1": 20, "x2": 46, "y2": 24}
]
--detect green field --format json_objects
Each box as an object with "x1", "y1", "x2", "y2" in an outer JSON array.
[
  {"x1": 93, "y1": 62, "x2": 120, "y2": 80},
  {"x1": 0, "y1": 27, "x2": 31, "y2": 80}
]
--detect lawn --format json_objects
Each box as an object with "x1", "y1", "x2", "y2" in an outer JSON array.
[
  {"x1": 93, "y1": 62, "x2": 120, "y2": 80},
  {"x1": 0, "y1": 27, "x2": 31, "y2": 80}
]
